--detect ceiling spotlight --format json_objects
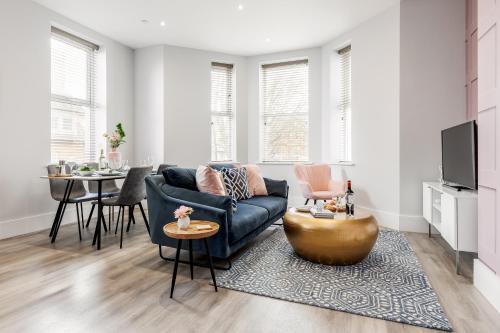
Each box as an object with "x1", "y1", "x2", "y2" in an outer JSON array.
[
  {"x1": 237, "y1": 4, "x2": 244, "y2": 11},
  {"x1": 141, "y1": 19, "x2": 149, "y2": 24},
  {"x1": 265, "y1": 37, "x2": 271, "y2": 43},
  {"x1": 160, "y1": 21, "x2": 166, "y2": 27}
]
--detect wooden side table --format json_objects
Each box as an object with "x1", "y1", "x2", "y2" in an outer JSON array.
[{"x1": 163, "y1": 220, "x2": 220, "y2": 298}]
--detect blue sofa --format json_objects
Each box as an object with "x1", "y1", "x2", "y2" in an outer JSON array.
[{"x1": 145, "y1": 167, "x2": 288, "y2": 264}]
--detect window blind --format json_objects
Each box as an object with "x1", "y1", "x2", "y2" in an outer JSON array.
[
  {"x1": 50, "y1": 27, "x2": 98, "y2": 163},
  {"x1": 211, "y1": 62, "x2": 234, "y2": 162},
  {"x1": 260, "y1": 59, "x2": 309, "y2": 162},
  {"x1": 336, "y1": 45, "x2": 352, "y2": 162}
]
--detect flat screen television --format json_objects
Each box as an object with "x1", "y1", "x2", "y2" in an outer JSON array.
[{"x1": 441, "y1": 120, "x2": 477, "y2": 190}]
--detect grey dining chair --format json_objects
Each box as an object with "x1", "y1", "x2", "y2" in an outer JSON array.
[
  {"x1": 95, "y1": 166, "x2": 152, "y2": 248},
  {"x1": 83, "y1": 162, "x2": 121, "y2": 229},
  {"x1": 157, "y1": 164, "x2": 177, "y2": 174},
  {"x1": 47, "y1": 164, "x2": 99, "y2": 241}
]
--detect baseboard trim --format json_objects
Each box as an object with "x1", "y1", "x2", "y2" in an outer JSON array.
[
  {"x1": 0, "y1": 206, "x2": 80, "y2": 240},
  {"x1": 398, "y1": 214, "x2": 434, "y2": 233},
  {"x1": 357, "y1": 205, "x2": 399, "y2": 230},
  {"x1": 474, "y1": 259, "x2": 500, "y2": 314}
]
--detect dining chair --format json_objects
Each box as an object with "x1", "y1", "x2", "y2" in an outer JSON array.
[
  {"x1": 294, "y1": 164, "x2": 346, "y2": 205},
  {"x1": 95, "y1": 166, "x2": 152, "y2": 248},
  {"x1": 47, "y1": 164, "x2": 99, "y2": 241},
  {"x1": 83, "y1": 162, "x2": 121, "y2": 229}
]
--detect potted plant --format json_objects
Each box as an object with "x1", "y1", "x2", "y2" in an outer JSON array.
[{"x1": 103, "y1": 123, "x2": 126, "y2": 170}]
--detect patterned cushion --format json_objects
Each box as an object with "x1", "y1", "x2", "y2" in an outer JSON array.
[{"x1": 221, "y1": 167, "x2": 251, "y2": 211}]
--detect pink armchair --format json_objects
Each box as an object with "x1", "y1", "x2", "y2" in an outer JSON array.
[{"x1": 294, "y1": 164, "x2": 346, "y2": 205}]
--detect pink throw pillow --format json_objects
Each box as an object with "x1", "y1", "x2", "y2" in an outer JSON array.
[
  {"x1": 244, "y1": 164, "x2": 268, "y2": 196},
  {"x1": 196, "y1": 165, "x2": 226, "y2": 196}
]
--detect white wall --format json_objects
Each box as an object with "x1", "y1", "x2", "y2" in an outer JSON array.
[
  {"x1": 399, "y1": 0, "x2": 466, "y2": 231},
  {"x1": 134, "y1": 46, "x2": 165, "y2": 165},
  {"x1": 246, "y1": 47, "x2": 323, "y2": 206},
  {"x1": 321, "y1": 5, "x2": 401, "y2": 228},
  {"x1": 0, "y1": 0, "x2": 134, "y2": 239},
  {"x1": 162, "y1": 45, "x2": 248, "y2": 167}
]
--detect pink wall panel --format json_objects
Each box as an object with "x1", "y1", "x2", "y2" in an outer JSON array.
[
  {"x1": 478, "y1": 0, "x2": 500, "y2": 274},
  {"x1": 466, "y1": 0, "x2": 478, "y2": 121}
]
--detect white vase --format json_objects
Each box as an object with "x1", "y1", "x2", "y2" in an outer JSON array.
[
  {"x1": 108, "y1": 149, "x2": 122, "y2": 170},
  {"x1": 177, "y1": 216, "x2": 190, "y2": 230}
]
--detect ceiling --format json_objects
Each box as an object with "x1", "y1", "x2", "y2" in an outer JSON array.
[{"x1": 33, "y1": 0, "x2": 400, "y2": 56}]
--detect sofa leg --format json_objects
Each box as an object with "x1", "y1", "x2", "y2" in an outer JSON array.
[
  {"x1": 158, "y1": 245, "x2": 232, "y2": 270},
  {"x1": 314, "y1": 200, "x2": 317, "y2": 205},
  {"x1": 304, "y1": 199, "x2": 309, "y2": 205}
]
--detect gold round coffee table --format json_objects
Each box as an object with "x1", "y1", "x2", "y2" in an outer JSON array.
[{"x1": 283, "y1": 208, "x2": 379, "y2": 265}]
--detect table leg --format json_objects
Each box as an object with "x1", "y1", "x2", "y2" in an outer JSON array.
[
  {"x1": 92, "y1": 180, "x2": 103, "y2": 250},
  {"x1": 189, "y1": 240, "x2": 194, "y2": 280},
  {"x1": 49, "y1": 201, "x2": 64, "y2": 238},
  {"x1": 51, "y1": 180, "x2": 74, "y2": 243},
  {"x1": 170, "y1": 239, "x2": 183, "y2": 298},
  {"x1": 204, "y1": 238, "x2": 217, "y2": 292}
]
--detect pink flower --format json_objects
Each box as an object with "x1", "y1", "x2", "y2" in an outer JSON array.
[{"x1": 174, "y1": 205, "x2": 194, "y2": 219}]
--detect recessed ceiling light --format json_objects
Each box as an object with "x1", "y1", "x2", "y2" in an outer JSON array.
[
  {"x1": 237, "y1": 4, "x2": 244, "y2": 11},
  {"x1": 265, "y1": 38, "x2": 271, "y2": 43},
  {"x1": 160, "y1": 21, "x2": 166, "y2": 27},
  {"x1": 141, "y1": 19, "x2": 149, "y2": 24}
]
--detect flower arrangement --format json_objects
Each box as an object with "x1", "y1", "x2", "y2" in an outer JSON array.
[
  {"x1": 103, "y1": 123, "x2": 126, "y2": 149},
  {"x1": 174, "y1": 205, "x2": 194, "y2": 219}
]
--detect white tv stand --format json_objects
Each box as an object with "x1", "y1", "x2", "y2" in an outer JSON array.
[{"x1": 422, "y1": 182, "x2": 477, "y2": 274}]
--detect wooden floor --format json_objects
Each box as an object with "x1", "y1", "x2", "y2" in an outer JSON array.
[{"x1": 0, "y1": 214, "x2": 499, "y2": 333}]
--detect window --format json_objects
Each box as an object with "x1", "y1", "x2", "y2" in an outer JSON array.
[
  {"x1": 335, "y1": 45, "x2": 352, "y2": 162},
  {"x1": 51, "y1": 27, "x2": 99, "y2": 163},
  {"x1": 260, "y1": 59, "x2": 309, "y2": 162},
  {"x1": 210, "y1": 62, "x2": 235, "y2": 162}
]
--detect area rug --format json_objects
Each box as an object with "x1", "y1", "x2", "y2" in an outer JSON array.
[{"x1": 215, "y1": 229, "x2": 452, "y2": 331}]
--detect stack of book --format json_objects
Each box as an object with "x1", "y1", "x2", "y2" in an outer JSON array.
[{"x1": 309, "y1": 207, "x2": 335, "y2": 219}]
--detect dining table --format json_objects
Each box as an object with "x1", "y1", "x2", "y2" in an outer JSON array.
[{"x1": 40, "y1": 173, "x2": 127, "y2": 250}]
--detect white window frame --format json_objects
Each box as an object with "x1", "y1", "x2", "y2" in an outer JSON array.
[
  {"x1": 332, "y1": 44, "x2": 352, "y2": 164},
  {"x1": 210, "y1": 62, "x2": 236, "y2": 162},
  {"x1": 259, "y1": 58, "x2": 310, "y2": 163},
  {"x1": 50, "y1": 26, "x2": 99, "y2": 164}
]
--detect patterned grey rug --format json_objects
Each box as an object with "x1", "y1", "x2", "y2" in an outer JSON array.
[{"x1": 216, "y1": 229, "x2": 452, "y2": 331}]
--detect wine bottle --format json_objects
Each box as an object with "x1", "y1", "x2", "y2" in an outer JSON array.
[
  {"x1": 99, "y1": 149, "x2": 106, "y2": 170},
  {"x1": 345, "y1": 180, "x2": 354, "y2": 216}
]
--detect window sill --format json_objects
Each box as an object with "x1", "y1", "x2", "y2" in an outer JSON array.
[
  {"x1": 257, "y1": 161, "x2": 313, "y2": 166},
  {"x1": 330, "y1": 161, "x2": 355, "y2": 166}
]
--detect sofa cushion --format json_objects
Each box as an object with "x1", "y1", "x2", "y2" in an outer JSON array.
[
  {"x1": 208, "y1": 163, "x2": 241, "y2": 171},
  {"x1": 239, "y1": 196, "x2": 287, "y2": 220},
  {"x1": 263, "y1": 178, "x2": 288, "y2": 198},
  {"x1": 220, "y1": 167, "x2": 251, "y2": 210},
  {"x1": 196, "y1": 165, "x2": 226, "y2": 195},
  {"x1": 162, "y1": 167, "x2": 198, "y2": 191},
  {"x1": 229, "y1": 203, "x2": 269, "y2": 243},
  {"x1": 244, "y1": 164, "x2": 268, "y2": 196}
]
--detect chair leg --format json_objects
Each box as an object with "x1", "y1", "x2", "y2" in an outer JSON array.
[
  {"x1": 80, "y1": 203, "x2": 84, "y2": 226},
  {"x1": 126, "y1": 206, "x2": 133, "y2": 232},
  {"x1": 76, "y1": 203, "x2": 82, "y2": 241},
  {"x1": 138, "y1": 202, "x2": 150, "y2": 234},
  {"x1": 102, "y1": 213, "x2": 108, "y2": 233},
  {"x1": 304, "y1": 199, "x2": 309, "y2": 205},
  {"x1": 108, "y1": 207, "x2": 111, "y2": 231},
  {"x1": 86, "y1": 204, "x2": 95, "y2": 228},
  {"x1": 132, "y1": 205, "x2": 136, "y2": 224},
  {"x1": 115, "y1": 206, "x2": 122, "y2": 235},
  {"x1": 120, "y1": 206, "x2": 125, "y2": 249}
]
